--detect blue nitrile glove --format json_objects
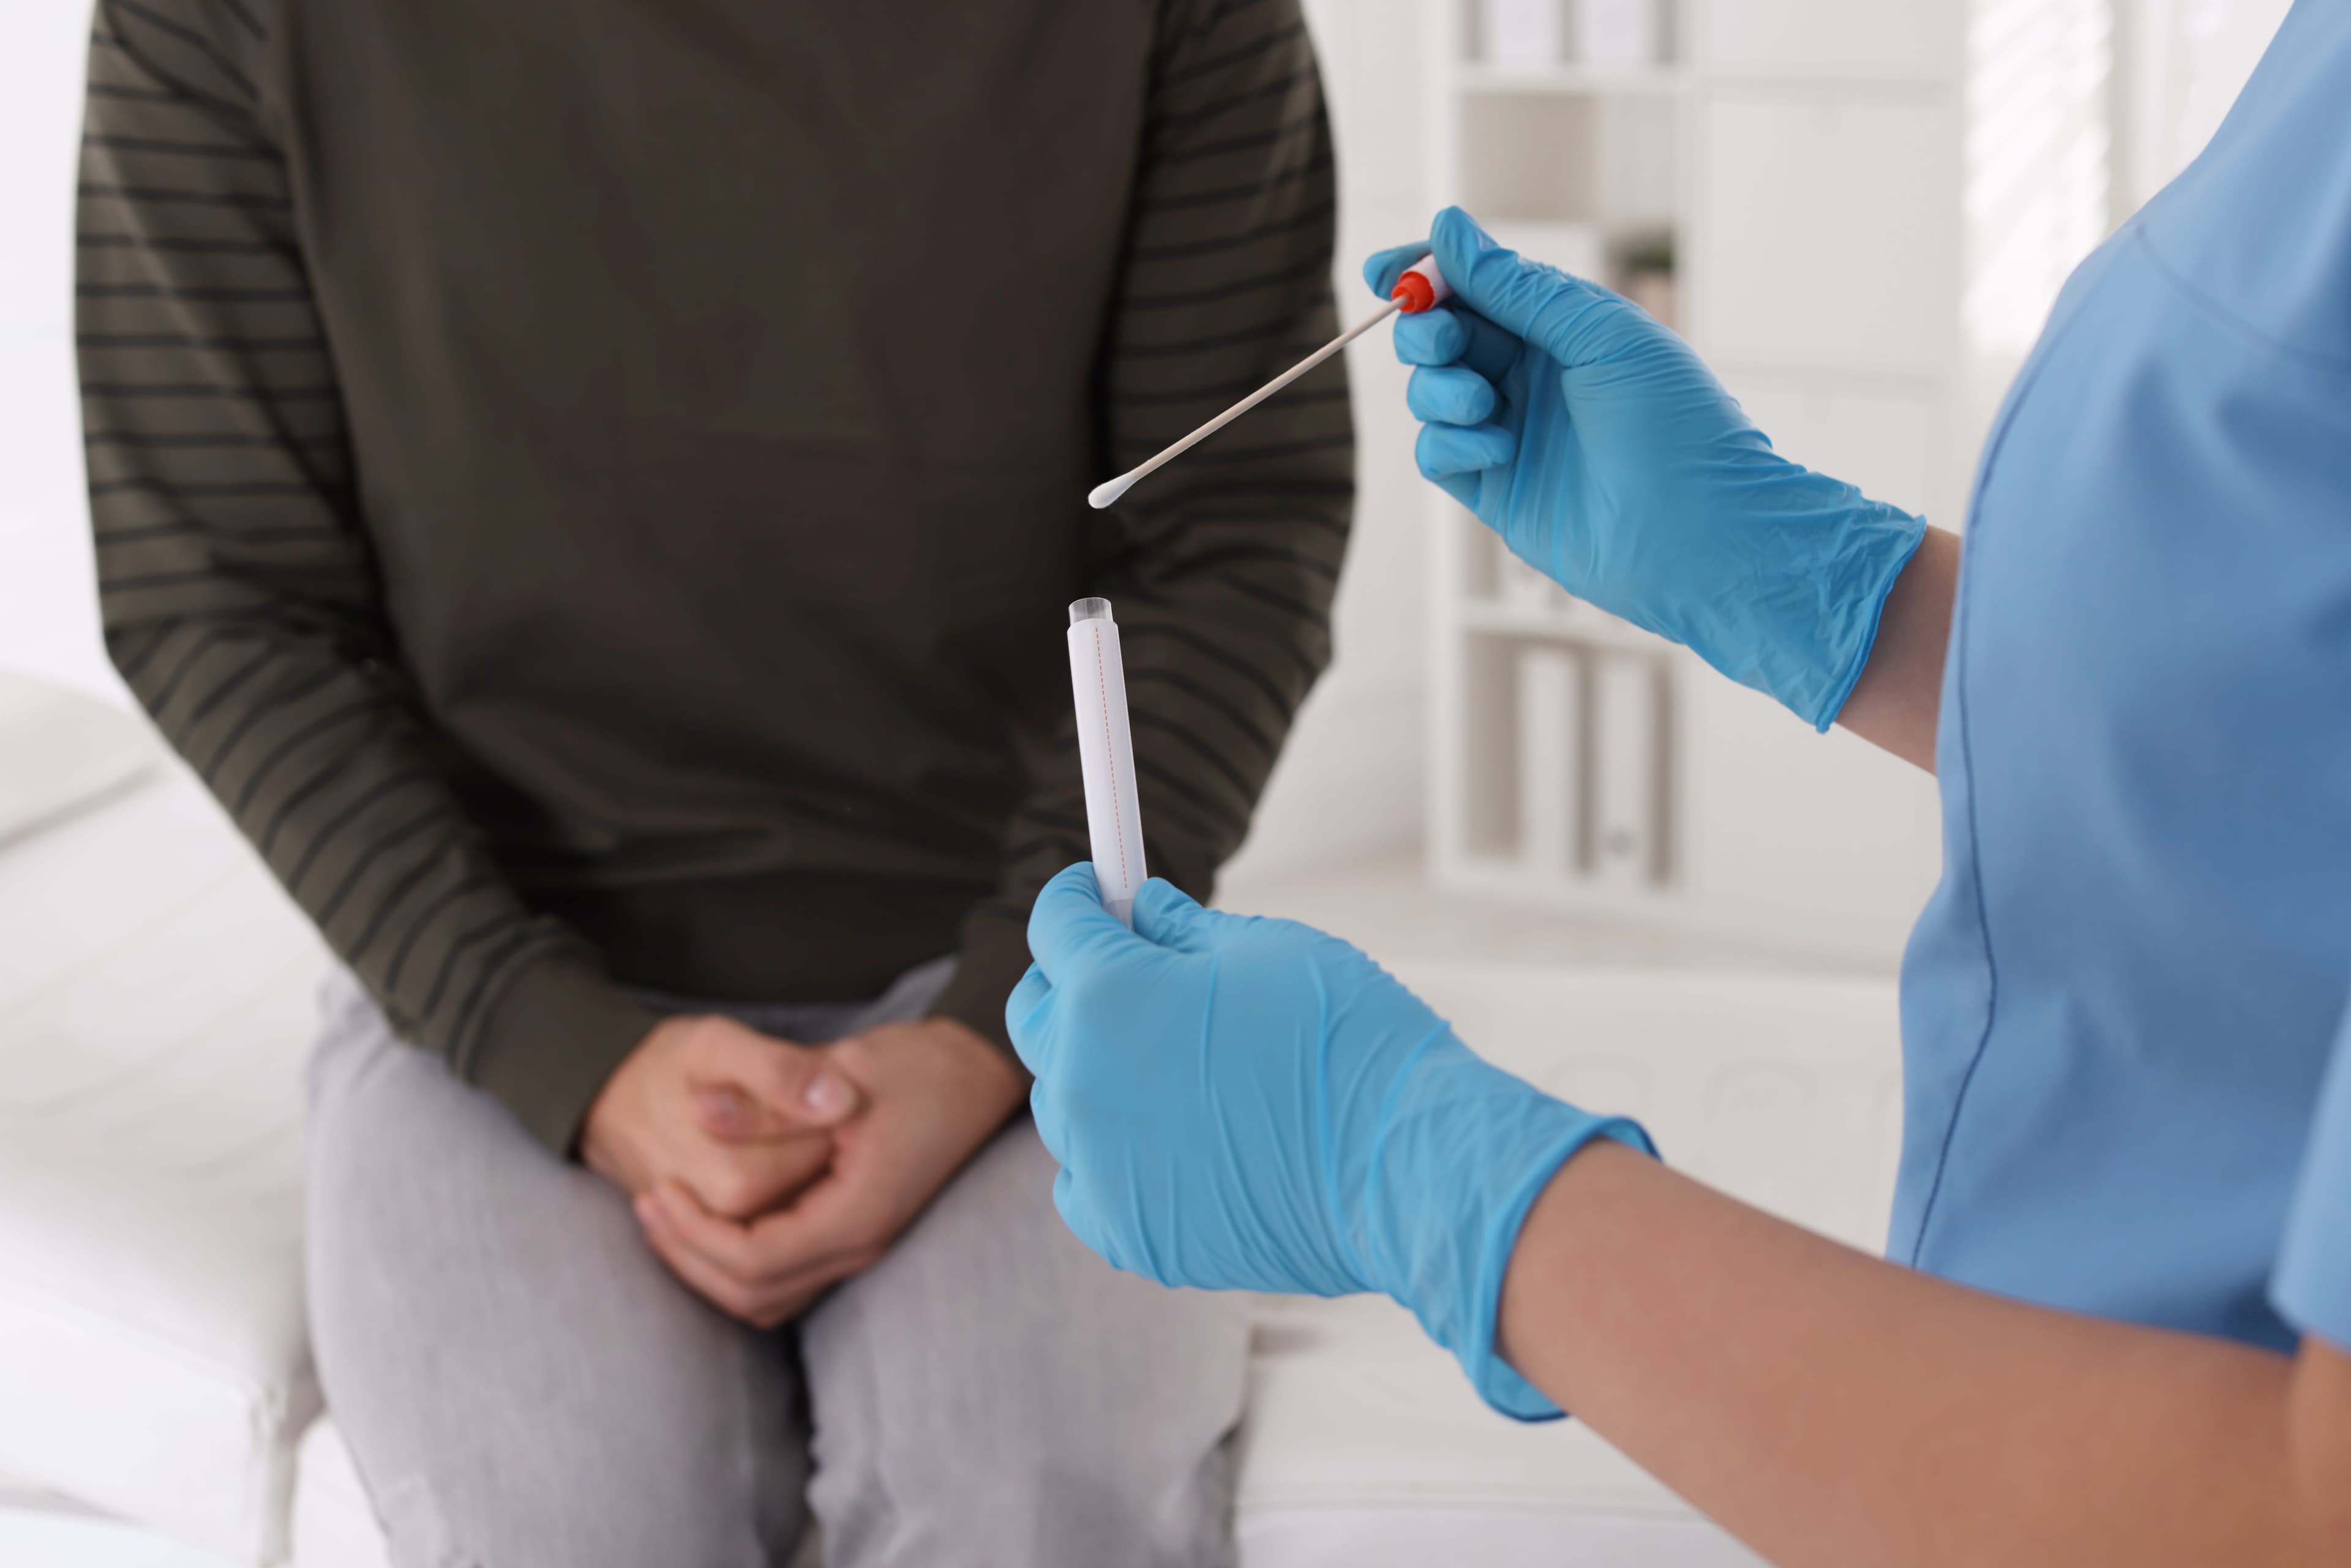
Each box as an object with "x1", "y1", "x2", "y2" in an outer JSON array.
[
  {"x1": 1008, "y1": 865, "x2": 1654, "y2": 1420},
  {"x1": 1365, "y1": 207, "x2": 1927, "y2": 730}
]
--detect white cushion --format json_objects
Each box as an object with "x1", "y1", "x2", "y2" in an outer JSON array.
[
  {"x1": 0, "y1": 673, "x2": 154, "y2": 847},
  {"x1": 1238, "y1": 1297, "x2": 1763, "y2": 1567},
  {"x1": 289, "y1": 1421, "x2": 384, "y2": 1568},
  {"x1": 0, "y1": 737, "x2": 330, "y2": 1567}
]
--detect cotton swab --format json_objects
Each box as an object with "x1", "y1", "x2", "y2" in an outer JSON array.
[{"x1": 1087, "y1": 256, "x2": 1452, "y2": 511}]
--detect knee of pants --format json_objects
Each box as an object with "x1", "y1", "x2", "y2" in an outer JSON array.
[
  {"x1": 800, "y1": 1122, "x2": 1251, "y2": 1568},
  {"x1": 358, "y1": 1424, "x2": 809, "y2": 1568},
  {"x1": 317, "y1": 1184, "x2": 816, "y2": 1568},
  {"x1": 805, "y1": 1411, "x2": 1243, "y2": 1568},
  {"x1": 304, "y1": 984, "x2": 812, "y2": 1568}
]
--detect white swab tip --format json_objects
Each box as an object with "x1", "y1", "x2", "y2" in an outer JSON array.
[{"x1": 1088, "y1": 476, "x2": 1134, "y2": 510}]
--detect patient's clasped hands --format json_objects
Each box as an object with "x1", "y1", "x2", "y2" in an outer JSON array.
[
  {"x1": 583, "y1": 1015, "x2": 854, "y2": 1217},
  {"x1": 583, "y1": 1012, "x2": 1024, "y2": 1326}
]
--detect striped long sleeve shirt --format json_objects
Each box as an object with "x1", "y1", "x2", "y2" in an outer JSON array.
[{"x1": 78, "y1": 0, "x2": 1353, "y2": 1153}]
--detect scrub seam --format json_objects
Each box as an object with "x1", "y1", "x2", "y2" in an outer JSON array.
[
  {"x1": 1899, "y1": 285, "x2": 2098, "y2": 1266},
  {"x1": 1904, "y1": 600, "x2": 1997, "y2": 1266},
  {"x1": 2133, "y1": 229, "x2": 2351, "y2": 377}
]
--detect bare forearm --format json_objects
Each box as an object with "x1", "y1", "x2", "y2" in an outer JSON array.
[
  {"x1": 1834, "y1": 526, "x2": 1960, "y2": 772},
  {"x1": 1500, "y1": 1141, "x2": 2351, "y2": 1568}
]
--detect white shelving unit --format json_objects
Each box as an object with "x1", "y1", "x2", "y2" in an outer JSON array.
[
  {"x1": 1455, "y1": 63, "x2": 1689, "y2": 96},
  {"x1": 1424, "y1": 0, "x2": 1967, "y2": 962}
]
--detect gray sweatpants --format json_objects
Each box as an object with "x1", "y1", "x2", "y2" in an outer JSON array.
[{"x1": 304, "y1": 963, "x2": 1248, "y2": 1568}]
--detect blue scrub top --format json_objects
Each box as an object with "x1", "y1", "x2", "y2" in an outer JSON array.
[{"x1": 1897, "y1": 0, "x2": 2351, "y2": 1356}]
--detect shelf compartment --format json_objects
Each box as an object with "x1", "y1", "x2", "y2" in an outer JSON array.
[
  {"x1": 1446, "y1": 625, "x2": 1677, "y2": 896},
  {"x1": 1458, "y1": 64, "x2": 1690, "y2": 97},
  {"x1": 1457, "y1": 90, "x2": 1680, "y2": 232}
]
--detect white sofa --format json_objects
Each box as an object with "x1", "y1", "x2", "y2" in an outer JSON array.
[{"x1": 0, "y1": 672, "x2": 1904, "y2": 1567}]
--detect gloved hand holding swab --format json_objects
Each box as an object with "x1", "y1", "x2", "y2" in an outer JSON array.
[{"x1": 1087, "y1": 257, "x2": 1450, "y2": 510}]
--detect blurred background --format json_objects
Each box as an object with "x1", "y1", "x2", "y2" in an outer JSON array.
[{"x1": 0, "y1": 1, "x2": 2301, "y2": 1563}]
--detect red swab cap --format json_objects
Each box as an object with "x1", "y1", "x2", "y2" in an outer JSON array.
[{"x1": 1390, "y1": 256, "x2": 1452, "y2": 313}]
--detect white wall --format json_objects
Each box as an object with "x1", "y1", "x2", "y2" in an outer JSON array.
[
  {"x1": 2119, "y1": 0, "x2": 2295, "y2": 212},
  {"x1": 0, "y1": 0, "x2": 109, "y2": 702},
  {"x1": 1954, "y1": 0, "x2": 2292, "y2": 507},
  {"x1": 1222, "y1": 0, "x2": 1433, "y2": 881}
]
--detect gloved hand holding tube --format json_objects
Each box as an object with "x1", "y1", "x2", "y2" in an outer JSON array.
[
  {"x1": 1365, "y1": 207, "x2": 1928, "y2": 730},
  {"x1": 1007, "y1": 865, "x2": 1654, "y2": 1420}
]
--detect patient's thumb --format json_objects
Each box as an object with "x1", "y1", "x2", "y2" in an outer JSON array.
[
  {"x1": 690, "y1": 1083, "x2": 821, "y2": 1142},
  {"x1": 699, "y1": 1039, "x2": 861, "y2": 1138}
]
